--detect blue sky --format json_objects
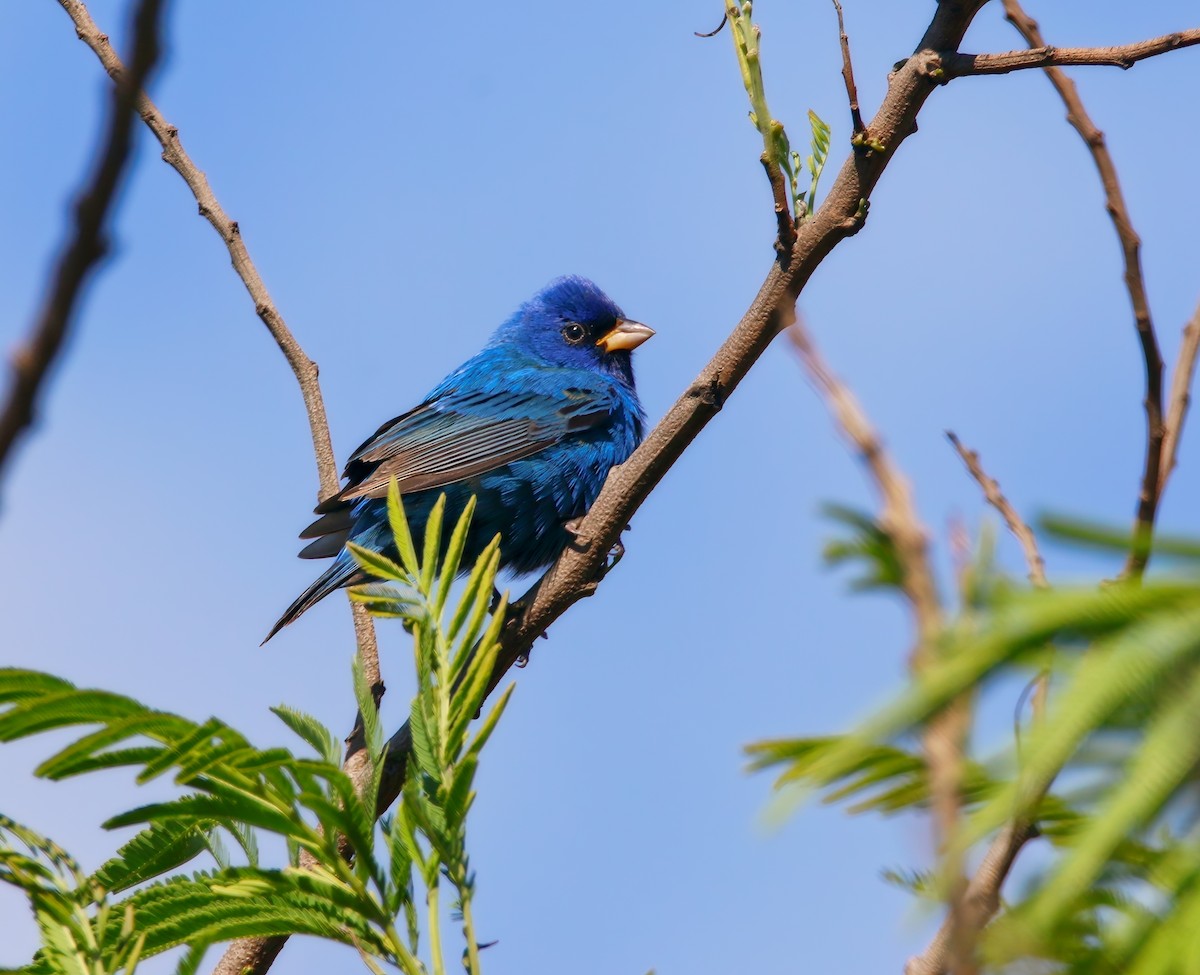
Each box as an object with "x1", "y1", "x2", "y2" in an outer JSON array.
[{"x1": 2, "y1": 1, "x2": 1198, "y2": 972}]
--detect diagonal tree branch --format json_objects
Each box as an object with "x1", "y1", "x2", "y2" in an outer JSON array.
[
  {"x1": 56, "y1": 0, "x2": 343, "y2": 504},
  {"x1": 946, "y1": 431, "x2": 1048, "y2": 588},
  {"x1": 1160, "y1": 299, "x2": 1200, "y2": 495},
  {"x1": 909, "y1": 8, "x2": 1198, "y2": 973},
  {"x1": 0, "y1": 0, "x2": 166, "y2": 488},
  {"x1": 943, "y1": 28, "x2": 1200, "y2": 78},
  {"x1": 789, "y1": 325, "x2": 942, "y2": 665},
  {"x1": 789, "y1": 325, "x2": 980, "y2": 972},
  {"x1": 906, "y1": 820, "x2": 1040, "y2": 975},
  {"x1": 55, "y1": 0, "x2": 381, "y2": 681},
  {"x1": 946, "y1": 428, "x2": 1051, "y2": 734},
  {"x1": 52, "y1": 8, "x2": 385, "y2": 974},
  {"x1": 998, "y1": 0, "x2": 1167, "y2": 580}
]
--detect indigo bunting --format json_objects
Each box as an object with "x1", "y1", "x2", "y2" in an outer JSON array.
[{"x1": 265, "y1": 275, "x2": 653, "y2": 641}]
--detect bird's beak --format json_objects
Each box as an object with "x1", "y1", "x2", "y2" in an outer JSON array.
[{"x1": 596, "y1": 319, "x2": 655, "y2": 353}]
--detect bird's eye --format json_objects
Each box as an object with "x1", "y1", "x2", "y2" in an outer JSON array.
[{"x1": 561, "y1": 322, "x2": 587, "y2": 345}]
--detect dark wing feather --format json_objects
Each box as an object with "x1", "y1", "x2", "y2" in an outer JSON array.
[
  {"x1": 338, "y1": 412, "x2": 558, "y2": 502},
  {"x1": 315, "y1": 383, "x2": 617, "y2": 513}
]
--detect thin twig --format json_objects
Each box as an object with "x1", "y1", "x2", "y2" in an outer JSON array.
[
  {"x1": 694, "y1": 13, "x2": 727, "y2": 38},
  {"x1": 947, "y1": 429, "x2": 1051, "y2": 725},
  {"x1": 1160, "y1": 299, "x2": 1200, "y2": 494},
  {"x1": 909, "y1": 8, "x2": 1189, "y2": 971},
  {"x1": 906, "y1": 821, "x2": 1039, "y2": 975},
  {"x1": 788, "y1": 326, "x2": 942, "y2": 655},
  {"x1": 830, "y1": 0, "x2": 866, "y2": 139},
  {"x1": 997, "y1": 2, "x2": 1167, "y2": 579},
  {"x1": 0, "y1": 0, "x2": 165, "y2": 486},
  {"x1": 57, "y1": 0, "x2": 343, "y2": 503},
  {"x1": 761, "y1": 155, "x2": 798, "y2": 255},
  {"x1": 943, "y1": 28, "x2": 1200, "y2": 78},
  {"x1": 54, "y1": 7, "x2": 384, "y2": 974},
  {"x1": 55, "y1": 0, "x2": 381, "y2": 681},
  {"x1": 787, "y1": 323, "x2": 973, "y2": 972},
  {"x1": 946, "y1": 432, "x2": 1047, "y2": 588}
]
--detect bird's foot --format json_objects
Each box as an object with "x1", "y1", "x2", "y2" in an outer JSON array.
[
  {"x1": 515, "y1": 630, "x2": 548, "y2": 669},
  {"x1": 563, "y1": 516, "x2": 589, "y2": 551},
  {"x1": 564, "y1": 516, "x2": 632, "y2": 581},
  {"x1": 597, "y1": 539, "x2": 625, "y2": 580}
]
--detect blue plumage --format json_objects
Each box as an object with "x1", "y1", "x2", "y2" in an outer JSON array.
[{"x1": 265, "y1": 276, "x2": 653, "y2": 641}]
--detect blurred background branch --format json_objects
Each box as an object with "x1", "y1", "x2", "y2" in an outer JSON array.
[
  {"x1": 0, "y1": 0, "x2": 165, "y2": 488},
  {"x1": 998, "y1": 0, "x2": 1166, "y2": 580}
]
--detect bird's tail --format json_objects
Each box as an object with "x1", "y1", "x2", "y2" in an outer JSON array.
[{"x1": 262, "y1": 557, "x2": 363, "y2": 644}]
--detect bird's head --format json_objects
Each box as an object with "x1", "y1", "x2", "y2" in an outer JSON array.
[{"x1": 492, "y1": 275, "x2": 654, "y2": 385}]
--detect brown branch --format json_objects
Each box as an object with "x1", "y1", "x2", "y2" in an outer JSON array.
[
  {"x1": 906, "y1": 821, "x2": 1039, "y2": 975},
  {"x1": 1160, "y1": 299, "x2": 1200, "y2": 495},
  {"x1": 56, "y1": 0, "x2": 342, "y2": 504},
  {"x1": 761, "y1": 154, "x2": 798, "y2": 254},
  {"x1": 789, "y1": 324, "x2": 977, "y2": 971},
  {"x1": 831, "y1": 0, "x2": 866, "y2": 139},
  {"x1": 1000, "y1": 0, "x2": 1165, "y2": 580},
  {"x1": 910, "y1": 9, "x2": 1191, "y2": 971},
  {"x1": 946, "y1": 432, "x2": 1047, "y2": 588},
  {"x1": 943, "y1": 28, "x2": 1200, "y2": 78},
  {"x1": 789, "y1": 326, "x2": 942, "y2": 659},
  {"x1": 0, "y1": 0, "x2": 165, "y2": 486},
  {"x1": 53, "y1": 6, "x2": 385, "y2": 974},
  {"x1": 946, "y1": 430, "x2": 1050, "y2": 724},
  {"x1": 56, "y1": 0, "x2": 381, "y2": 673}
]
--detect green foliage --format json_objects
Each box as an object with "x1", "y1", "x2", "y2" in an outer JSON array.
[
  {"x1": 0, "y1": 815, "x2": 144, "y2": 975},
  {"x1": 348, "y1": 482, "x2": 513, "y2": 975},
  {"x1": 722, "y1": 1, "x2": 830, "y2": 224},
  {"x1": 820, "y1": 503, "x2": 904, "y2": 592},
  {"x1": 752, "y1": 511, "x2": 1200, "y2": 971},
  {"x1": 804, "y1": 110, "x2": 831, "y2": 218},
  {"x1": 0, "y1": 485, "x2": 510, "y2": 975}
]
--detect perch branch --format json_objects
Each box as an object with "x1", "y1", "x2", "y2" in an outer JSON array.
[
  {"x1": 946, "y1": 432, "x2": 1047, "y2": 588},
  {"x1": 0, "y1": 0, "x2": 165, "y2": 486},
  {"x1": 996, "y1": 1, "x2": 1166, "y2": 578}
]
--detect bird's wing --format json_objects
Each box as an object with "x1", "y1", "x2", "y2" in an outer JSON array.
[{"x1": 323, "y1": 374, "x2": 618, "y2": 507}]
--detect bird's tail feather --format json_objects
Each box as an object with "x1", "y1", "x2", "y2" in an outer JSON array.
[{"x1": 262, "y1": 559, "x2": 364, "y2": 644}]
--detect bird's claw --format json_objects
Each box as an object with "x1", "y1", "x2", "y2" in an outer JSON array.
[
  {"x1": 563, "y1": 516, "x2": 590, "y2": 552},
  {"x1": 598, "y1": 539, "x2": 625, "y2": 579}
]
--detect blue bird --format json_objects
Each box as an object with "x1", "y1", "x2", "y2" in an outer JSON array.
[{"x1": 265, "y1": 275, "x2": 654, "y2": 642}]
